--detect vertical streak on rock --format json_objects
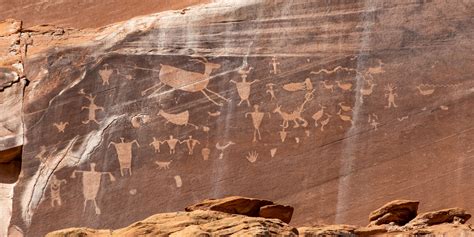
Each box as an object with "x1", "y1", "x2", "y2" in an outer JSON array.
[{"x1": 335, "y1": 0, "x2": 376, "y2": 224}]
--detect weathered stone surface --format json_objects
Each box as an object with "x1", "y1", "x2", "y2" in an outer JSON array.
[
  {"x1": 46, "y1": 210, "x2": 298, "y2": 237},
  {"x1": 0, "y1": 0, "x2": 473, "y2": 236},
  {"x1": 368, "y1": 200, "x2": 419, "y2": 226},
  {"x1": 259, "y1": 204, "x2": 294, "y2": 224},
  {"x1": 407, "y1": 208, "x2": 471, "y2": 227}
]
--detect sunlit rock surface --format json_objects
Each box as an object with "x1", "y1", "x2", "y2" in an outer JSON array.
[{"x1": 0, "y1": 0, "x2": 473, "y2": 236}]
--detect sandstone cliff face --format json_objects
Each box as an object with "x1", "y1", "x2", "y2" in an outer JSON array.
[{"x1": 0, "y1": 0, "x2": 473, "y2": 236}]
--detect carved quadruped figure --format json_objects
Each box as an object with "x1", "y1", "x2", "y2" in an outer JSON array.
[
  {"x1": 231, "y1": 66, "x2": 258, "y2": 107},
  {"x1": 273, "y1": 90, "x2": 314, "y2": 128},
  {"x1": 155, "y1": 160, "x2": 172, "y2": 170},
  {"x1": 131, "y1": 114, "x2": 150, "y2": 128},
  {"x1": 245, "y1": 151, "x2": 259, "y2": 163},
  {"x1": 384, "y1": 84, "x2": 398, "y2": 108},
  {"x1": 53, "y1": 122, "x2": 69, "y2": 133},
  {"x1": 158, "y1": 109, "x2": 199, "y2": 129},
  {"x1": 360, "y1": 80, "x2": 376, "y2": 103},
  {"x1": 365, "y1": 59, "x2": 385, "y2": 79},
  {"x1": 337, "y1": 109, "x2": 353, "y2": 124},
  {"x1": 283, "y1": 78, "x2": 313, "y2": 92},
  {"x1": 141, "y1": 56, "x2": 229, "y2": 106},
  {"x1": 335, "y1": 81, "x2": 353, "y2": 91},
  {"x1": 50, "y1": 175, "x2": 67, "y2": 207},
  {"x1": 149, "y1": 137, "x2": 163, "y2": 153},
  {"x1": 245, "y1": 105, "x2": 270, "y2": 142},
  {"x1": 338, "y1": 102, "x2": 352, "y2": 112},
  {"x1": 269, "y1": 56, "x2": 281, "y2": 74},
  {"x1": 416, "y1": 85, "x2": 435, "y2": 95},
  {"x1": 270, "y1": 148, "x2": 277, "y2": 158},
  {"x1": 180, "y1": 136, "x2": 200, "y2": 155},
  {"x1": 320, "y1": 113, "x2": 332, "y2": 131},
  {"x1": 71, "y1": 163, "x2": 115, "y2": 215},
  {"x1": 108, "y1": 138, "x2": 140, "y2": 177},
  {"x1": 266, "y1": 83, "x2": 277, "y2": 101},
  {"x1": 81, "y1": 94, "x2": 104, "y2": 124},
  {"x1": 279, "y1": 129, "x2": 287, "y2": 142},
  {"x1": 312, "y1": 104, "x2": 327, "y2": 127},
  {"x1": 320, "y1": 80, "x2": 334, "y2": 92},
  {"x1": 216, "y1": 141, "x2": 235, "y2": 159},
  {"x1": 99, "y1": 64, "x2": 114, "y2": 85}
]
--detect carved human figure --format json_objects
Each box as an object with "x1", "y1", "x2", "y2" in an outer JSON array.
[
  {"x1": 149, "y1": 137, "x2": 163, "y2": 153},
  {"x1": 266, "y1": 83, "x2": 277, "y2": 101},
  {"x1": 35, "y1": 146, "x2": 48, "y2": 163},
  {"x1": 50, "y1": 175, "x2": 67, "y2": 207},
  {"x1": 245, "y1": 105, "x2": 269, "y2": 142},
  {"x1": 163, "y1": 135, "x2": 181, "y2": 154},
  {"x1": 108, "y1": 138, "x2": 140, "y2": 176},
  {"x1": 384, "y1": 84, "x2": 398, "y2": 108},
  {"x1": 99, "y1": 64, "x2": 114, "y2": 85},
  {"x1": 368, "y1": 113, "x2": 380, "y2": 130},
  {"x1": 180, "y1": 136, "x2": 200, "y2": 155},
  {"x1": 230, "y1": 66, "x2": 259, "y2": 107},
  {"x1": 81, "y1": 94, "x2": 104, "y2": 124},
  {"x1": 71, "y1": 163, "x2": 115, "y2": 215},
  {"x1": 269, "y1": 56, "x2": 280, "y2": 74}
]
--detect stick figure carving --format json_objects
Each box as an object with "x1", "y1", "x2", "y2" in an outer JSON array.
[
  {"x1": 108, "y1": 138, "x2": 140, "y2": 177},
  {"x1": 49, "y1": 175, "x2": 67, "y2": 207},
  {"x1": 163, "y1": 135, "x2": 181, "y2": 154},
  {"x1": 266, "y1": 83, "x2": 277, "y2": 101},
  {"x1": 312, "y1": 104, "x2": 327, "y2": 127},
  {"x1": 384, "y1": 84, "x2": 398, "y2": 108},
  {"x1": 245, "y1": 105, "x2": 270, "y2": 142},
  {"x1": 81, "y1": 94, "x2": 104, "y2": 124},
  {"x1": 71, "y1": 163, "x2": 115, "y2": 215},
  {"x1": 230, "y1": 66, "x2": 259, "y2": 107},
  {"x1": 158, "y1": 110, "x2": 199, "y2": 129},
  {"x1": 269, "y1": 56, "x2": 280, "y2": 74},
  {"x1": 416, "y1": 85, "x2": 435, "y2": 95},
  {"x1": 155, "y1": 160, "x2": 172, "y2": 170},
  {"x1": 215, "y1": 141, "x2": 235, "y2": 159},
  {"x1": 273, "y1": 90, "x2": 314, "y2": 128},
  {"x1": 180, "y1": 136, "x2": 200, "y2": 155},
  {"x1": 141, "y1": 56, "x2": 229, "y2": 106},
  {"x1": 149, "y1": 137, "x2": 163, "y2": 153},
  {"x1": 99, "y1": 64, "x2": 114, "y2": 85},
  {"x1": 335, "y1": 81, "x2": 353, "y2": 91},
  {"x1": 53, "y1": 122, "x2": 69, "y2": 133}
]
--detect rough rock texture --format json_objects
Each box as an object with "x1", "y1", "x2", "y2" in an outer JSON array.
[
  {"x1": 407, "y1": 207, "x2": 471, "y2": 227},
  {"x1": 0, "y1": 0, "x2": 473, "y2": 236},
  {"x1": 368, "y1": 200, "x2": 419, "y2": 226},
  {"x1": 46, "y1": 210, "x2": 298, "y2": 237}
]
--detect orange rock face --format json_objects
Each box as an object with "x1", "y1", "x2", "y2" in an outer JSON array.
[{"x1": 0, "y1": 0, "x2": 473, "y2": 236}]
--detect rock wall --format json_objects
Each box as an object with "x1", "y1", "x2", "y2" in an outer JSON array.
[{"x1": 0, "y1": 0, "x2": 473, "y2": 236}]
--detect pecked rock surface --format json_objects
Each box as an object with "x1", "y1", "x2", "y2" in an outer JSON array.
[{"x1": 0, "y1": 0, "x2": 473, "y2": 236}]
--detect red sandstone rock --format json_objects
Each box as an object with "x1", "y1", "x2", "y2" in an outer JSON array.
[
  {"x1": 259, "y1": 204, "x2": 294, "y2": 224},
  {"x1": 407, "y1": 208, "x2": 471, "y2": 227},
  {"x1": 369, "y1": 200, "x2": 419, "y2": 226}
]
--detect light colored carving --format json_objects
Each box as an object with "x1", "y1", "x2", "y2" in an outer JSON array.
[
  {"x1": 245, "y1": 105, "x2": 269, "y2": 142},
  {"x1": 368, "y1": 113, "x2": 379, "y2": 130},
  {"x1": 245, "y1": 151, "x2": 258, "y2": 163},
  {"x1": 230, "y1": 66, "x2": 259, "y2": 107},
  {"x1": 174, "y1": 175, "x2": 183, "y2": 188},
  {"x1": 158, "y1": 109, "x2": 199, "y2": 129},
  {"x1": 283, "y1": 78, "x2": 313, "y2": 92},
  {"x1": 35, "y1": 146, "x2": 48, "y2": 163},
  {"x1": 215, "y1": 141, "x2": 235, "y2": 159},
  {"x1": 141, "y1": 57, "x2": 229, "y2": 106},
  {"x1": 335, "y1": 81, "x2": 353, "y2": 91},
  {"x1": 53, "y1": 122, "x2": 69, "y2": 133},
  {"x1": 108, "y1": 137, "x2": 140, "y2": 176},
  {"x1": 273, "y1": 90, "x2": 313, "y2": 128},
  {"x1": 320, "y1": 80, "x2": 334, "y2": 92},
  {"x1": 269, "y1": 56, "x2": 280, "y2": 74},
  {"x1": 81, "y1": 94, "x2": 104, "y2": 124},
  {"x1": 180, "y1": 136, "x2": 200, "y2": 155},
  {"x1": 99, "y1": 64, "x2": 114, "y2": 85},
  {"x1": 384, "y1": 84, "x2": 398, "y2": 108},
  {"x1": 416, "y1": 85, "x2": 435, "y2": 95},
  {"x1": 312, "y1": 104, "x2": 327, "y2": 127},
  {"x1": 360, "y1": 80, "x2": 376, "y2": 103},
  {"x1": 266, "y1": 83, "x2": 277, "y2": 101},
  {"x1": 49, "y1": 175, "x2": 66, "y2": 207},
  {"x1": 71, "y1": 163, "x2": 115, "y2": 215},
  {"x1": 155, "y1": 160, "x2": 172, "y2": 170},
  {"x1": 440, "y1": 105, "x2": 449, "y2": 110}
]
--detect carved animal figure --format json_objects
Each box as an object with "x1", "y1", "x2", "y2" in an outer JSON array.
[
  {"x1": 230, "y1": 67, "x2": 258, "y2": 107},
  {"x1": 283, "y1": 78, "x2": 313, "y2": 92},
  {"x1": 273, "y1": 91, "x2": 313, "y2": 128},
  {"x1": 320, "y1": 80, "x2": 334, "y2": 92},
  {"x1": 360, "y1": 81, "x2": 376, "y2": 103},
  {"x1": 53, "y1": 122, "x2": 69, "y2": 133},
  {"x1": 320, "y1": 113, "x2": 332, "y2": 131},
  {"x1": 335, "y1": 81, "x2": 353, "y2": 91},
  {"x1": 312, "y1": 104, "x2": 327, "y2": 127},
  {"x1": 416, "y1": 85, "x2": 435, "y2": 95},
  {"x1": 337, "y1": 109, "x2": 353, "y2": 124},
  {"x1": 158, "y1": 110, "x2": 199, "y2": 129},
  {"x1": 99, "y1": 65, "x2": 114, "y2": 85},
  {"x1": 338, "y1": 102, "x2": 352, "y2": 112},
  {"x1": 141, "y1": 57, "x2": 229, "y2": 106},
  {"x1": 155, "y1": 160, "x2": 172, "y2": 170}
]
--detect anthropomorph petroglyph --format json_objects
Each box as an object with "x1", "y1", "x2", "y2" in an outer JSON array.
[
  {"x1": 320, "y1": 80, "x2": 334, "y2": 92},
  {"x1": 269, "y1": 56, "x2": 281, "y2": 74},
  {"x1": 273, "y1": 90, "x2": 314, "y2": 128},
  {"x1": 53, "y1": 122, "x2": 69, "y2": 133},
  {"x1": 266, "y1": 83, "x2": 277, "y2": 101},
  {"x1": 216, "y1": 141, "x2": 235, "y2": 159},
  {"x1": 36, "y1": 145, "x2": 48, "y2": 162},
  {"x1": 155, "y1": 160, "x2": 172, "y2": 170},
  {"x1": 384, "y1": 84, "x2": 398, "y2": 108},
  {"x1": 312, "y1": 104, "x2": 327, "y2": 127},
  {"x1": 283, "y1": 78, "x2": 313, "y2": 92},
  {"x1": 108, "y1": 138, "x2": 140, "y2": 176},
  {"x1": 180, "y1": 136, "x2": 200, "y2": 155},
  {"x1": 368, "y1": 113, "x2": 380, "y2": 130},
  {"x1": 81, "y1": 94, "x2": 104, "y2": 124},
  {"x1": 245, "y1": 151, "x2": 259, "y2": 163},
  {"x1": 49, "y1": 175, "x2": 67, "y2": 207},
  {"x1": 71, "y1": 163, "x2": 115, "y2": 215},
  {"x1": 270, "y1": 148, "x2": 277, "y2": 158},
  {"x1": 231, "y1": 66, "x2": 258, "y2": 107},
  {"x1": 99, "y1": 64, "x2": 114, "y2": 85},
  {"x1": 158, "y1": 109, "x2": 199, "y2": 129},
  {"x1": 360, "y1": 80, "x2": 377, "y2": 103},
  {"x1": 149, "y1": 137, "x2": 163, "y2": 153},
  {"x1": 245, "y1": 105, "x2": 270, "y2": 142},
  {"x1": 163, "y1": 135, "x2": 181, "y2": 154},
  {"x1": 140, "y1": 57, "x2": 228, "y2": 106}
]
